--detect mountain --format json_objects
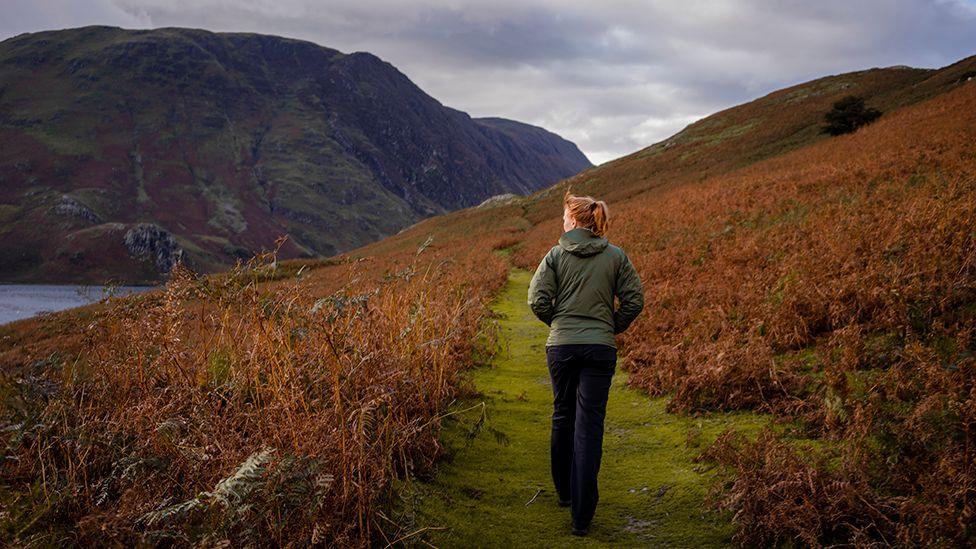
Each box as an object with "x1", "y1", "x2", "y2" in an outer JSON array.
[{"x1": 0, "y1": 26, "x2": 591, "y2": 283}]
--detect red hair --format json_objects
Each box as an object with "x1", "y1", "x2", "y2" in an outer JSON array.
[{"x1": 564, "y1": 190, "x2": 610, "y2": 237}]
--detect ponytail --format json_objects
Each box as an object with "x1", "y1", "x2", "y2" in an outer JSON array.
[
  {"x1": 591, "y1": 200, "x2": 609, "y2": 237},
  {"x1": 563, "y1": 190, "x2": 610, "y2": 238}
]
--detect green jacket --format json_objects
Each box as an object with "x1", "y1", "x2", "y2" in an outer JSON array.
[{"x1": 527, "y1": 227, "x2": 645, "y2": 348}]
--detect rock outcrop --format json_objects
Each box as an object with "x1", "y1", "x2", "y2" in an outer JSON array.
[{"x1": 123, "y1": 223, "x2": 184, "y2": 274}]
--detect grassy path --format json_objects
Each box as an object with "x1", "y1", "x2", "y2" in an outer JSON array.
[{"x1": 393, "y1": 269, "x2": 766, "y2": 547}]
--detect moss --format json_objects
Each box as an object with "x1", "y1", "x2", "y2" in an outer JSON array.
[
  {"x1": 775, "y1": 79, "x2": 854, "y2": 104},
  {"x1": 392, "y1": 269, "x2": 767, "y2": 546},
  {"x1": 669, "y1": 119, "x2": 761, "y2": 159},
  {"x1": 493, "y1": 242, "x2": 521, "y2": 256},
  {"x1": 704, "y1": 120, "x2": 761, "y2": 146},
  {"x1": 635, "y1": 143, "x2": 667, "y2": 159},
  {"x1": 775, "y1": 346, "x2": 823, "y2": 375},
  {"x1": 767, "y1": 272, "x2": 798, "y2": 306},
  {"x1": 0, "y1": 204, "x2": 20, "y2": 224},
  {"x1": 207, "y1": 349, "x2": 232, "y2": 386}
]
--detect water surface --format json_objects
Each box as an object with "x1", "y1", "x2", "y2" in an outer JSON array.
[{"x1": 0, "y1": 285, "x2": 155, "y2": 325}]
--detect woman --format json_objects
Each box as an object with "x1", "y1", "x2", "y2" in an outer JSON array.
[{"x1": 527, "y1": 190, "x2": 644, "y2": 537}]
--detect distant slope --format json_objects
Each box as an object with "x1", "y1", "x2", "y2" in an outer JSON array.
[
  {"x1": 473, "y1": 117, "x2": 592, "y2": 177},
  {"x1": 527, "y1": 56, "x2": 976, "y2": 217},
  {"x1": 0, "y1": 26, "x2": 591, "y2": 283}
]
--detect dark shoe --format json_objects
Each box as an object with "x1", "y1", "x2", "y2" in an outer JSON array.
[
  {"x1": 558, "y1": 498, "x2": 571, "y2": 507},
  {"x1": 571, "y1": 524, "x2": 589, "y2": 536}
]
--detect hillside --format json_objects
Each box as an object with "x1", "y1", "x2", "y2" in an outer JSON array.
[
  {"x1": 0, "y1": 26, "x2": 591, "y2": 283},
  {"x1": 1, "y1": 54, "x2": 974, "y2": 546}
]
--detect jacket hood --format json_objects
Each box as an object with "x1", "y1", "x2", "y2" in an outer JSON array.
[{"x1": 558, "y1": 227, "x2": 609, "y2": 257}]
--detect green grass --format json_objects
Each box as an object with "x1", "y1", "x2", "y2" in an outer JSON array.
[
  {"x1": 776, "y1": 79, "x2": 854, "y2": 104},
  {"x1": 0, "y1": 204, "x2": 20, "y2": 224},
  {"x1": 391, "y1": 269, "x2": 768, "y2": 547},
  {"x1": 23, "y1": 124, "x2": 98, "y2": 156}
]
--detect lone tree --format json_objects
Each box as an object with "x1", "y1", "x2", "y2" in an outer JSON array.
[{"x1": 822, "y1": 95, "x2": 882, "y2": 136}]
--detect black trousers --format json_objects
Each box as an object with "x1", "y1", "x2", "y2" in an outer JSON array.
[{"x1": 545, "y1": 343, "x2": 617, "y2": 528}]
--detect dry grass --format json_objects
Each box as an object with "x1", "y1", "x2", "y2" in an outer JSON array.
[{"x1": 1, "y1": 237, "x2": 509, "y2": 545}]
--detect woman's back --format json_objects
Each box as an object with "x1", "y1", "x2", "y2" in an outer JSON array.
[
  {"x1": 526, "y1": 191, "x2": 644, "y2": 536},
  {"x1": 527, "y1": 226, "x2": 643, "y2": 349}
]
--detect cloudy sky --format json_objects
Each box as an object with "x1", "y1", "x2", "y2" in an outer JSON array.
[{"x1": 3, "y1": 1, "x2": 976, "y2": 164}]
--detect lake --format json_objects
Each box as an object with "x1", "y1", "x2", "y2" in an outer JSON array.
[{"x1": 0, "y1": 285, "x2": 156, "y2": 325}]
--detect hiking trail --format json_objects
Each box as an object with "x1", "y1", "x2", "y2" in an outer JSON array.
[{"x1": 393, "y1": 268, "x2": 766, "y2": 547}]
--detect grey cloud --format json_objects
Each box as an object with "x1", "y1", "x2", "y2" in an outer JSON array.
[
  {"x1": 2, "y1": 0, "x2": 975, "y2": 164},
  {"x1": 1, "y1": 0, "x2": 150, "y2": 39}
]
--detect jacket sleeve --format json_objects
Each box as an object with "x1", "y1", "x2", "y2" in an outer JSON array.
[
  {"x1": 527, "y1": 248, "x2": 558, "y2": 326},
  {"x1": 613, "y1": 250, "x2": 644, "y2": 334}
]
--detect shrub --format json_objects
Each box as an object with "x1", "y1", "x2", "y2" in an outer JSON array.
[{"x1": 822, "y1": 95, "x2": 882, "y2": 136}]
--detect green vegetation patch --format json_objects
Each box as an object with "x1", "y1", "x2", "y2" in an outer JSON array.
[
  {"x1": 21, "y1": 124, "x2": 98, "y2": 156},
  {"x1": 635, "y1": 144, "x2": 667, "y2": 159},
  {"x1": 776, "y1": 79, "x2": 855, "y2": 105},
  {"x1": 0, "y1": 204, "x2": 20, "y2": 224}
]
